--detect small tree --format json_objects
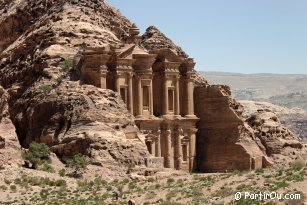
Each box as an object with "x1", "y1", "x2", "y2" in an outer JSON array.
[
  {"x1": 59, "y1": 58, "x2": 74, "y2": 73},
  {"x1": 22, "y1": 142, "x2": 51, "y2": 169},
  {"x1": 67, "y1": 153, "x2": 87, "y2": 177}
]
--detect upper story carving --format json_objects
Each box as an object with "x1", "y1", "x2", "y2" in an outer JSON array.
[{"x1": 80, "y1": 25, "x2": 197, "y2": 120}]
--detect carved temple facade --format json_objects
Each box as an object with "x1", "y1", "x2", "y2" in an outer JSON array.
[{"x1": 80, "y1": 25, "x2": 199, "y2": 172}]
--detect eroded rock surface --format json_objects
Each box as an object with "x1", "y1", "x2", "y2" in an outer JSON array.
[
  {"x1": 141, "y1": 26, "x2": 188, "y2": 58},
  {"x1": 241, "y1": 100, "x2": 307, "y2": 140},
  {"x1": 0, "y1": 86, "x2": 21, "y2": 168},
  {"x1": 0, "y1": 0, "x2": 149, "y2": 169},
  {"x1": 246, "y1": 110, "x2": 304, "y2": 166}
]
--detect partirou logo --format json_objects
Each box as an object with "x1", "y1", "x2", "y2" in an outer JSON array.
[{"x1": 234, "y1": 192, "x2": 301, "y2": 201}]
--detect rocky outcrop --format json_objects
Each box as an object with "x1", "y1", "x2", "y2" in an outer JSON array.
[
  {"x1": 240, "y1": 100, "x2": 307, "y2": 140},
  {"x1": 246, "y1": 110, "x2": 304, "y2": 165},
  {"x1": 141, "y1": 26, "x2": 188, "y2": 58},
  {"x1": 0, "y1": 0, "x2": 149, "y2": 168},
  {"x1": 9, "y1": 81, "x2": 150, "y2": 166},
  {"x1": 194, "y1": 85, "x2": 266, "y2": 172},
  {"x1": 0, "y1": 86, "x2": 21, "y2": 168}
]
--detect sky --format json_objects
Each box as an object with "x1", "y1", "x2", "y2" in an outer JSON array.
[{"x1": 107, "y1": 0, "x2": 307, "y2": 74}]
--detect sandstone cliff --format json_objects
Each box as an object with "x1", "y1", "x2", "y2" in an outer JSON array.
[
  {"x1": 0, "y1": 86, "x2": 21, "y2": 169},
  {"x1": 194, "y1": 84, "x2": 267, "y2": 172},
  {"x1": 0, "y1": 0, "x2": 149, "y2": 169}
]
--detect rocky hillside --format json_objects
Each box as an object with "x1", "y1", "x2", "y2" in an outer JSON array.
[{"x1": 0, "y1": 0, "x2": 150, "y2": 171}]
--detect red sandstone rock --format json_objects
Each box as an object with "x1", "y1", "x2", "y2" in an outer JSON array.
[
  {"x1": 194, "y1": 85, "x2": 266, "y2": 172},
  {"x1": 0, "y1": 86, "x2": 21, "y2": 168},
  {"x1": 246, "y1": 110, "x2": 304, "y2": 166}
]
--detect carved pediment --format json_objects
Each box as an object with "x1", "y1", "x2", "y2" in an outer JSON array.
[{"x1": 150, "y1": 48, "x2": 184, "y2": 63}]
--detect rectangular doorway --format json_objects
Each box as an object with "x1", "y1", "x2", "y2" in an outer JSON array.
[
  {"x1": 168, "y1": 89, "x2": 174, "y2": 112},
  {"x1": 120, "y1": 87, "x2": 127, "y2": 104},
  {"x1": 143, "y1": 86, "x2": 149, "y2": 110}
]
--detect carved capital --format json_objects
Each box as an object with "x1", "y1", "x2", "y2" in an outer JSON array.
[
  {"x1": 186, "y1": 128, "x2": 198, "y2": 135},
  {"x1": 174, "y1": 128, "x2": 183, "y2": 135},
  {"x1": 163, "y1": 129, "x2": 171, "y2": 136}
]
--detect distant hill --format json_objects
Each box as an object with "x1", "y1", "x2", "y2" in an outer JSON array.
[
  {"x1": 201, "y1": 72, "x2": 307, "y2": 139},
  {"x1": 201, "y1": 72, "x2": 307, "y2": 111}
]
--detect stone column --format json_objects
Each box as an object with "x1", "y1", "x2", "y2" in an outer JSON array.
[
  {"x1": 188, "y1": 129, "x2": 197, "y2": 172},
  {"x1": 186, "y1": 78, "x2": 194, "y2": 116},
  {"x1": 149, "y1": 80, "x2": 154, "y2": 116},
  {"x1": 128, "y1": 73, "x2": 133, "y2": 114},
  {"x1": 163, "y1": 77, "x2": 169, "y2": 115},
  {"x1": 155, "y1": 131, "x2": 161, "y2": 157},
  {"x1": 137, "y1": 77, "x2": 143, "y2": 117},
  {"x1": 175, "y1": 129, "x2": 182, "y2": 170},
  {"x1": 151, "y1": 139, "x2": 155, "y2": 156},
  {"x1": 99, "y1": 71, "x2": 108, "y2": 89},
  {"x1": 164, "y1": 129, "x2": 172, "y2": 168},
  {"x1": 115, "y1": 73, "x2": 120, "y2": 92},
  {"x1": 175, "y1": 77, "x2": 180, "y2": 116}
]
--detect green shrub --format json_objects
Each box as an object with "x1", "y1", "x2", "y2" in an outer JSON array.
[
  {"x1": 122, "y1": 178, "x2": 129, "y2": 184},
  {"x1": 269, "y1": 180, "x2": 288, "y2": 191},
  {"x1": 255, "y1": 168, "x2": 264, "y2": 174},
  {"x1": 160, "y1": 201, "x2": 184, "y2": 205},
  {"x1": 60, "y1": 58, "x2": 74, "y2": 73},
  {"x1": 148, "y1": 177, "x2": 155, "y2": 183},
  {"x1": 67, "y1": 153, "x2": 87, "y2": 176},
  {"x1": 155, "y1": 183, "x2": 162, "y2": 189},
  {"x1": 0, "y1": 185, "x2": 7, "y2": 190},
  {"x1": 167, "y1": 178, "x2": 175, "y2": 183},
  {"x1": 14, "y1": 178, "x2": 22, "y2": 185},
  {"x1": 233, "y1": 170, "x2": 244, "y2": 176},
  {"x1": 232, "y1": 198, "x2": 260, "y2": 205},
  {"x1": 94, "y1": 177, "x2": 107, "y2": 186},
  {"x1": 166, "y1": 190, "x2": 177, "y2": 200},
  {"x1": 290, "y1": 159, "x2": 305, "y2": 172},
  {"x1": 40, "y1": 189, "x2": 49, "y2": 199},
  {"x1": 55, "y1": 179, "x2": 67, "y2": 187},
  {"x1": 10, "y1": 185, "x2": 17, "y2": 191},
  {"x1": 127, "y1": 162, "x2": 136, "y2": 169},
  {"x1": 213, "y1": 186, "x2": 233, "y2": 197},
  {"x1": 4, "y1": 179, "x2": 11, "y2": 185},
  {"x1": 56, "y1": 75, "x2": 64, "y2": 85},
  {"x1": 41, "y1": 163, "x2": 55, "y2": 173},
  {"x1": 59, "y1": 168, "x2": 66, "y2": 177},
  {"x1": 38, "y1": 85, "x2": 52, "y2": 96},
  {"x1": 22, "y1": 142, "x2": 51, "y2": 169},
  {"x1": 276, "y1": 168, "x2": 283, "y2": 176}
]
